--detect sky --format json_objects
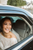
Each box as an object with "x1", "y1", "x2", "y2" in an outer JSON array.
[{"x1": 25, "y1": 0, "x2": 33, "y2": 3}]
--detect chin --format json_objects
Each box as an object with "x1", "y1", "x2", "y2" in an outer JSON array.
[{"x1": 5, "y1": 31, "x2": 9, "y2": 33}]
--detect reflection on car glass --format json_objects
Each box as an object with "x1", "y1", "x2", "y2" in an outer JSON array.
[{"x1": 0, "y1": 16, "x2": 22, "y2": 23}]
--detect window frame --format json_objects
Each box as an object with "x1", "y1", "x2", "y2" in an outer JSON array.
[{"x1": 0, "y1": 14, "x2": 33, "y2": 50}]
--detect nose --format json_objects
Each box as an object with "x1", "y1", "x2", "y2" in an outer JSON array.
[{"x1": 7, "y1": 24, "x2": 9, "y2": 28}]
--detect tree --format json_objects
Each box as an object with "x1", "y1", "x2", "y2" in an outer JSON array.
[{"x1": 7, "y1": 0, "x2": 26, "y2": 6}]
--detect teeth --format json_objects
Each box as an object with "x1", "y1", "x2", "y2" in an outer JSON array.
[{"x1": 6, "y1": 29, "x2": 9, "y2": 30}]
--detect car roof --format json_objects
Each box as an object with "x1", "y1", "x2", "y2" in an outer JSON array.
[{"x1": 0, "y1": 5, "x2": 33, "y2": 19}]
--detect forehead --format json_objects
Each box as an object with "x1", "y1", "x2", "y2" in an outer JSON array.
[{"x1": 3, "y1": 19, "x2": 11, "y2": 23}]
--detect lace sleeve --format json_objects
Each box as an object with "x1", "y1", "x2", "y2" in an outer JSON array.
[{"x1": 11, "y1": 38, "x2": 17, "y2": 46}]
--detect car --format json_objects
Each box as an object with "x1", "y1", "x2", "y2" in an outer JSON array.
[{"x1": 0, "y1": 5, "x2": 33, "y2": 50}]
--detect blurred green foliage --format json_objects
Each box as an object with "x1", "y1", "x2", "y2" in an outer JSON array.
[{"x1": 7, "y1": 0, "x2": 26, "y2": 6}]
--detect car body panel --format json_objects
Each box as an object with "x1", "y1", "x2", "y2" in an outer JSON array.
[
  {"x1": 0, "y1": 5, "x2": 33, "y2": 19},
  {"x1": 0, "y1": 5, "x2": 33, "y2": 25}
]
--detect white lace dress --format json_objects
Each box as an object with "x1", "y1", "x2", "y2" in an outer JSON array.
[{"x1": 0, "y1": 33, "x2": 17, "y2": 50}]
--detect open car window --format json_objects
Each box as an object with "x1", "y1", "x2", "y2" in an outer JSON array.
[{"x1": 0, "y1": 15, "x2": 32, "y2": 50}]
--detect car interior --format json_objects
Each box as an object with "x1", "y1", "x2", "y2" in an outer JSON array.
[{"x1": 0, "y1": 16, "x2": 31, "y2": 43}]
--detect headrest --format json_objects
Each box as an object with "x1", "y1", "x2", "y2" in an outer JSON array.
[{"x1": 14, "y1": 20, "x2": 26, "y2": 29}]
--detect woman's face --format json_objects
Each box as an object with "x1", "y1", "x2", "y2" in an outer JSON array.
[{"x1": 2, "y1": 19, "x2": 12, "y2": 33}]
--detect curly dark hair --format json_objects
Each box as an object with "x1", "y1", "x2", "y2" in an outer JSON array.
[{"x1": 0, "y1": 17, "x2": 13, "y2": 31}]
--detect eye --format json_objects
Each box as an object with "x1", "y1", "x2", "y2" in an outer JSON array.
[
  {"x1": 9, "y1": 24, "x2": 12, "y2": 25},
  {"x1": 4, "y1": 23, "x2": 7, "y2": 25}
]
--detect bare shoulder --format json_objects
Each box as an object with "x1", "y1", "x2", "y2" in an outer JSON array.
[{"x1": 10, "y1": 32, "x2": 17, "y2": 39}]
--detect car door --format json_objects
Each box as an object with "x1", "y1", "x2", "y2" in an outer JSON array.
[
  {"x1": 0, "y1": 14, "x2": 33, "y2": 50},
  {"x1": 5, "y1": 34, "x2": 33, "y2": 50},
  {"x1": 0, "y1": 5, "x2": 33, "y2": 50},
  {"x1": 3, "y1": 15, "x2": 32, "y2": 50}
]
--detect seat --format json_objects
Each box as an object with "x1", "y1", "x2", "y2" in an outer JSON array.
[
  {"x1": 11, "y1": 28, "x2": 20, "y2": 42},
  {"x1": 13, "y1": 20, "x2": 29, "y2": 40}
]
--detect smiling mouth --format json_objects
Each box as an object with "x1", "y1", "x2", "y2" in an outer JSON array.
[{"x1": 5, "y1": 29, "x2": 9, "y2": 31}]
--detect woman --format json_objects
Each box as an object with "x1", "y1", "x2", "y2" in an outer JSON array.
[{"x1": 0, "y1": 17, "x2": 17, "y2": 50}]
